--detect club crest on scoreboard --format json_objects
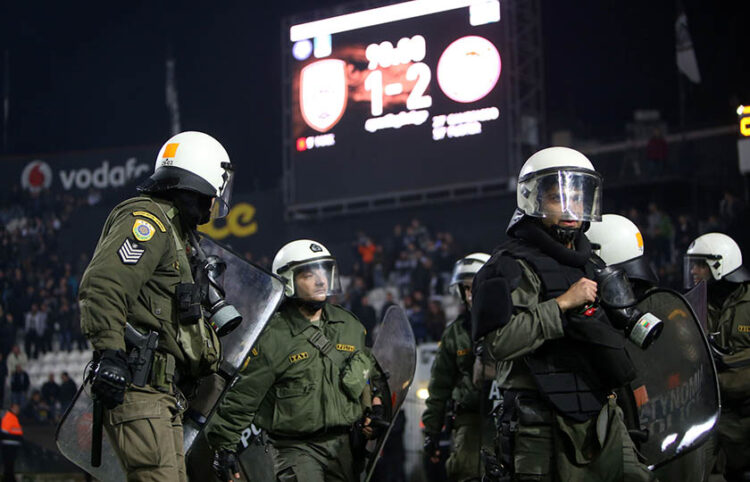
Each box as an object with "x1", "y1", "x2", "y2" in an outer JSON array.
[{"x1": 300, "y1": 59, "x2": 348, "y2": 133}]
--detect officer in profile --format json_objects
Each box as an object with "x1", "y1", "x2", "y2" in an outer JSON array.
[
  {"x1": 422, "y1": 252, "x2": 490, "y2": 481},
  {"x1": 686, "y1": 232, "x2": 750, "y2": 481},
  {"x1": 79, "y1": 131, "x2": 235, "y2": 481},
  {"x1": 472, "y1": 147, "x2": 656, "y2": 480},
  {"x1": 207, "y1": 239, "x2": 384, "y2": 482}
]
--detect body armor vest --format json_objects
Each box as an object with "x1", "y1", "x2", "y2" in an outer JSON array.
[{"x1": 499, "y1": 238, "x2": 613, "y2": 422}]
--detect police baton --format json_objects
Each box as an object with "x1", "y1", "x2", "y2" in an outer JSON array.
[{"x1": 91, "y1": 396, "x2": 103, "y2": 467}]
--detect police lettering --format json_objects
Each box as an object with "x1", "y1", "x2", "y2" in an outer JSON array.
[
  {"x1": 738, "y1": 325, "x2": 750, "y2": 333},
  {"x1": 289, "y1": 352, "x2": 309, "y2": 363},
  {"x1": 336, "y1": 344, "x2": 355, "y2": 352}
]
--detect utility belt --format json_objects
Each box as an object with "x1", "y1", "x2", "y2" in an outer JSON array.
[
  {"x1": 269, "y1": 425, "x2": 351, "y2": 442},
  {"x1": 496, "y1": 389, "x2": 551, "y2": 475}
]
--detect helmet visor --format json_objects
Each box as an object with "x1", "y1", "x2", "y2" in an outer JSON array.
[
  {"x1": 518, "y1": 168, "x2": 603, "y2": 222},
  {"x1": 291, "y1": 259, "x2": 342, "y2": 299},
  {"x1": 210, "y1": 164, "x2": 234, "y2": 219},
  {"x1": 684, "y1": 255, "x2": 716, "y2": 289}
]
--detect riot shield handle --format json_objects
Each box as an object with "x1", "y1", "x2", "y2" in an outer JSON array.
[{"x1": 91, "y1": 398, "x2": 103, "y2": 467}]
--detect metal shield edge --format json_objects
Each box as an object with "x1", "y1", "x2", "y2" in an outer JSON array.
[{"x1": 363, "y1": 305, "x2": 417, "y2": 481}]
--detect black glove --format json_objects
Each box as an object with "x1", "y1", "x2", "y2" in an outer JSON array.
[
  {"x1": 91, "y1": 349, "x2": 131, "y2": 409},
  {"x1": 423, "y1": 433, "x2": 440, "y2": 459},
  {"x1": 212, "y1": 449, "x2": 241, "y2": 481}
]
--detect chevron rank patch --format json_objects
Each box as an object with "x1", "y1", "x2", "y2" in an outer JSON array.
[
  {"x1": 118, "y1": 239, "x2": 145, "y2": 264},
  {"x1": 132, "y1": 219, "x2": 155, "y2": 242}
]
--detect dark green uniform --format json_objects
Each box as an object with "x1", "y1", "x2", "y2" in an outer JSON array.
[
  {"x1": 480, "y1": 244, "x2": 656, "y2": 481},
  {"x1": 206, "y1": 302, "x2": 378, "y2": 482},
  {"x1": 707, "y1": 282, "x2": 750, "y2": 476},
  {"x1": 79, "y1": 195, "x2": 220, "y2": 482},
  {"x1": 422, "y1": 313, "x2": 483, "y2": 481}
]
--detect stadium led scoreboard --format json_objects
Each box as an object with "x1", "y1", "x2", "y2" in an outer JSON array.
[{"x1": 283, "y1": 0, "x2": 511, "y2": 211}]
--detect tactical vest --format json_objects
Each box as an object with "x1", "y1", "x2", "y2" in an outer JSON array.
[
  {"x1": 132, "y1": 196, "x2": 221, "y2": 378},
  {"x1": 499, "y1": 238, "x2": 611, "y2": 422}
]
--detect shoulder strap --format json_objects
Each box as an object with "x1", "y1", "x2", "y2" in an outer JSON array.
[{"x1": 304, "y1": 325, "x2": 348, "y2": 368}]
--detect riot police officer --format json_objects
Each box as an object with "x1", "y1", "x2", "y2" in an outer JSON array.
[
  {"x1": 422, "y1": 252, "x2": 490, "y2": 481},
  {"x1": 79, "y1": 131, "x2": 235, "y2": 481},
  {"x1": 686, "y1": 232, "x2": 750, "y2": 480},
  {"x1": 472, "y1": 147, "x2": 656, "y2": 481},
  {"x1": 207, "y1": 239, "x2": 384, "y2": 482}
]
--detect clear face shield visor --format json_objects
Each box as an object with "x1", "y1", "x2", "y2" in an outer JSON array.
[
  {"x1": 683, "y1": 255, "x2": 716, "y2": 289},
  {"x1": 291, "y1": 259, "x2": 342, "y2": 300},
  {"x1": 518, "y1": 168, "x2": 603, "y2": 222},
  {"x1": 209, "y1": 163, "x2": 235, "y2": 220}
]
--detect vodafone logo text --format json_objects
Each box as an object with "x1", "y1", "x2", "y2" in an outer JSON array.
[{"x1": 20, "y1": 158, "x2": 151, "y2": 192}]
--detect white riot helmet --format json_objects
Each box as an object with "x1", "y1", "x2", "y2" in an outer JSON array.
[
  {"x1": 450, "y1": 252, "x2": 490, "y2": 303},
  {"x1": 685, "y1": 233, "x2": 750, "y2": 288},
  {"x1": 137, "y1": 131, "x2": 234, "y2": 219},
  {"x1": 586, "y1": 214, "x2": 658, "y2": 284},
  {"x1": 510, "y1": 147, "x2": 602, "y2": 232},
  {"x1": 272, "y1": 239, "x2": 342, "y2": 298}
]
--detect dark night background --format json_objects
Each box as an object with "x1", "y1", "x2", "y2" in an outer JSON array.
[{"x1": 1, "y1": 0, "x2": 748, "y2": 189}]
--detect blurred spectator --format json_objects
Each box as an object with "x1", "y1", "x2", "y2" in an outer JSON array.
[
  {"x1": 56, "y1": 299, "x2": 75, "y2": 352},
  {"x1": 380, "y1": 291, "x2": 397, "y2": 322},
  {"x1": 24, "y1": 302, "x2": 47, "y2": 359},
  {"x1": 646, "y1": 203, "x2": 674, "y2": 266},
  {"x1": 645, "y1": 127, "x2": 668, "y2": 176},
  {"x1": 403, "y1": 295, "x2": 426, "y2": 343},
  {"x1": 393, "y1": 252, "x2": 415, "y2": 297},
  {"x1": 356, "y1": 296, "x2": 378, "y2": 347},
  {"x1": 675, "y1": 215, "x2": 697, "y2": 257},
  {"x1": 9, "y1": 365, "x2": 29, "y2": 408},
  {"x1": 1, "y1": 402, "x2": 23, "y2": 480},
  {"x1": 0, "y1": 313, "x2": 14, "y2": 359},
  {"x1": 720, "y1": 191, "x2": 744, "y2": 230},
  {"x1": 425, "y1": 300, "x2": 447, "y2": 342},
  {"x1": 5, "y1": 346, "x2": 27, "y2": 376},
  {"x1": 21, "y1": 390, "x2": 52, "y2": 424},
  {"x1": 0, "y1": 353, "x2": 6, "y2": 408},
  {"x1": 58, "y1": 372, "x2": 77, "y2": 411},
  {"x1": 356, "y1": 233, "x2": 377, "y2": 288},
  {"x1": 41, "y1": 373, "x2": 60, "y2": 408}
]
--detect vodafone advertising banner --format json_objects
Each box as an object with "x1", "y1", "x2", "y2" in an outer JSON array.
[{"x1": 7, "y1": 146, "x2": 156, "y2": 198}]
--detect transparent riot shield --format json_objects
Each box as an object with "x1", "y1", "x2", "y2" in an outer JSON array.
[
  {"x1": 625, "y1": 288, "x2": 719, "y2": 469},
  {"x1": 55, "y1": 370, "x2": 127, "y2": 482},
  {"x1": 56, "y1": 236, "x2": 284, "y2": 479},
  {"x1": 683, "y1": 281, "x2": 708, "y2": 332},
  {"x1": 182, "y1": 237, "x2": 285, "y2": 452},
  {"x1": 363, "y1": 305, "x2": 417, "y2": 481}
]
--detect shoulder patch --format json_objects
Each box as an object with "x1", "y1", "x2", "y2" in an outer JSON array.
[
  {"x1": 336, "y1": 344, "x2": 356, "y2": 352},
  {"x1": 132, "y1": 219, "x2": 156, "y2": 241},
  {"x1": 118, "y1": 239, "x2": 145, "y2": 264},
  {"x1": 132, "y1": 211, "x2": 166, "y2": 232},
  {"x1": 289, "y1": 352, "x2": 309, "y2": 363}
]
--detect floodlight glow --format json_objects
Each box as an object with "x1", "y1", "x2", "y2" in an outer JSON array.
[
  {"x1": 416, "y1": 387, "x2": 430, "y2": 400},
  {"x1": 290, "y1": 0, "x2": 476, "y2": 42},
  {"x1": 739, "y1": 105, "x2": 750, "y2": 116}
]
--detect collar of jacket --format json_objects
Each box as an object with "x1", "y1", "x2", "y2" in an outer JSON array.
[
  {"x1": 711, "y1": 280, "x2": 750, "y2": 311},
  {"x1": 281, "y1": 301, "x2": 345, "y2": 336},
  {"x1": 511, "y1": 217, "x2": 592, "y2": 268}
]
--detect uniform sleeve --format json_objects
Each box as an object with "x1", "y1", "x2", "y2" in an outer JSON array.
[
  {"x1": 485, "y1": 260, "x2": 565, "y2": 362},
  {"x1": 422, "y1": 327, "x2": 459, "y2": 435},
  {"x1": 79, "y1": 207, "x2": 170, "y2": 352},
  {"x1": 206, "y1": 335, "x2": 278, "y2": 451},
  {"x1": 718, "y1": 302, "x2": 750, "y2": 401}
]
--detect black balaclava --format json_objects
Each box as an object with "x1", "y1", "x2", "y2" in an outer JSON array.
[
  {"x1": 154, "y1": 189, "x2": 213, "y2": 230},
  {"x1": 293, "y1": 297, "x2": 327, "y2": 314}
]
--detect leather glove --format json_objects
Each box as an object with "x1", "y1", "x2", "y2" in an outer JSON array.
[
  {"x1": 367, "y1": 404, "x2": 388, "y2": 439},
  {"x1": 91, "y1": 349, "x2": 131, "y2": 409},
  {"x1": 212, "y1": 449, "x2": 241, "y2": 481},
  {"x1": 423, "y1": 432, "x2": 440, "y2": 459}
]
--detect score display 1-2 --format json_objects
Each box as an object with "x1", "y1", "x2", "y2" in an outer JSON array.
[{"x1": 293, "y1": 31, "x2": 502, "y2": 148}]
